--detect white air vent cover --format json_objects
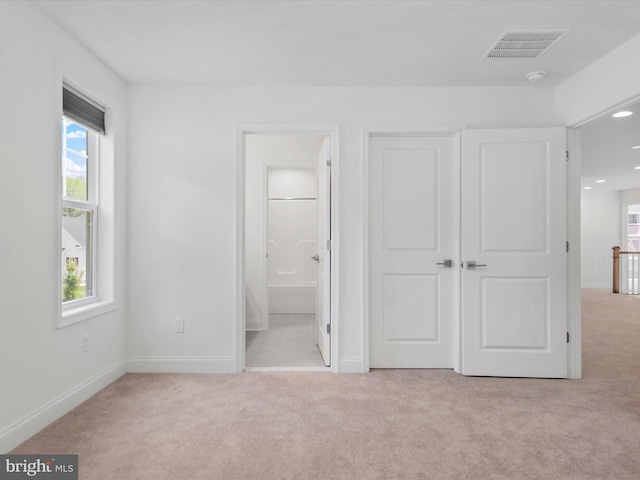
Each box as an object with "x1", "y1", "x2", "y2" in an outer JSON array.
[{"x1": 484, "y1": 30, "x2": 569, "y2": 59}]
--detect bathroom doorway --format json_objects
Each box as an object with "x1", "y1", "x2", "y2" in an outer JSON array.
[{"x1": 243, "y1": 133, "x2": 332, "y2": 370}]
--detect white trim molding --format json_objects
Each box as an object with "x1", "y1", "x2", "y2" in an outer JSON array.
[
  {"x1": 126, "y1": 356, "x2": 237, "y2": 374},
  {"x1": 566, "y1": 128, "x2": 582, "y2": 379},
  {"x1": 0, "y1": 360, "x2": 126, "y2": 453},
  {"x1": 338, "y1": 357, "x2": 366, "y2": 374},
  {"x1": 245, "y1": 319, "x2": 264, "y2": 332}
]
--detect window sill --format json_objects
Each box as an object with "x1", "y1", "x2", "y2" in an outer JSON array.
[{"x1": 59, "y1": 300, "x2": 118, "y2": 328}]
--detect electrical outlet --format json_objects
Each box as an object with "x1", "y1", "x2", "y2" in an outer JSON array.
[
  {"x1": 82, "y1": 333, "x2": 89, "y2": 353},
  {"x1": 174, "y1": 318, "x2": 185, "y2": 333}
]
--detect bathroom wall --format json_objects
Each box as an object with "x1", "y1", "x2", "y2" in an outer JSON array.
[{"x1": 268, "y1": 168, "x2": 317, "y2": 314}]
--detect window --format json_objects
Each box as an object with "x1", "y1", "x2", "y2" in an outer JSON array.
[
  {"x1": 60, "y1": 84, "x2": 107, "y2": 317},
  {"x1": 627, "y1": 205, "x2": 640, "y2": 251},
  {"x1": 62, "y1": 118, "x2": 96, "y2": 304}
]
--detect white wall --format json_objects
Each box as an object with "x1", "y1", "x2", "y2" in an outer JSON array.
[
  {"x1": 0, "y1": 2, "x2": 127, "y2": 452},
  {"x1": 127, "y1": 85, "x2": 557, "y2": 373},
  {"x1": 621, "y1": 187, "x2": 640, "y2": 207},
  {"x1": 581, "y1": 190, "x2": 621, "y2": 288},
  {"x1": 556, "y1": 32, "x2": 640, "y2": 126},
  {"x1": 581, "y1": 187, "x2": 640, "y2": 288},
  {"x1": 268, "y1": 167, "x2": 317, "y2": 199}
]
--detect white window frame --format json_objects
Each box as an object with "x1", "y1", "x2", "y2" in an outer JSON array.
[
  {"x1": 58, "y1": 79, "x2": 117, "y2": 328},
  {"x1": 61, "y1": 119, "x2": 99, "y2": 311},
  {"x1": 626, "y1": 205, "x2": 640, "y2": 252}
]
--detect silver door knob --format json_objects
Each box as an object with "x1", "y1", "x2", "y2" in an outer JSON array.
[
  {"x1": 311, "y1": 255, "x2": 319, "y2": 262},
  {"x1": 436, "y1": 259, "x2": 453, "y2": 268},
  {"x1": 466, "y1": 261, "x2": 487, "y2": 270}
]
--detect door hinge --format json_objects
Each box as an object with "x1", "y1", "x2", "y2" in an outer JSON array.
[
  {"x1": 566, "y1": 241, "x2": 569, "y2": 253},
  {"x1": 566, "y1": 332, "x2": 570, "y2": 343},
  {"x1": 326, "y1": 324, "x2": 331, "y2": 335},
  {"x1": 327, "y1": 239, "x2": 332, "y2": 251},
  {"x1": 326, "y1": 157, "x2": 332, "y2": 167},
  {"x1": 566, "y1": 150, "x2": 569, "y2": 161}
]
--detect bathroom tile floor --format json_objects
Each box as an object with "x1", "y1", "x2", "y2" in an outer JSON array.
[{"x1": 245, "y1": 314, "x2": 327, "y2": 368}]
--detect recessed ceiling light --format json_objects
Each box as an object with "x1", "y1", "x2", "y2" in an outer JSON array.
[
  {"x1": 636, "y1": 166, "x2": 640, "y2": 170},
  {"x1": 612, "y1": 111, "x2": 633, "y2": 118},
  {"x1": 632, "y1": 146, "x2": 640, "y2": 150},
  {"x1": 583, "y1": 187, "x2": 592, "y2": 190},
  {"x1": 595, "y1": 179, "x2": 606, "y2": 183}
]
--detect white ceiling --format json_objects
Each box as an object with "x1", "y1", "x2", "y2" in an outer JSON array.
[
  {"x1": 32, "y1": 0, "x2": 640, "y2": 87},
  {"x1": 31, "y1": 0, "x2": 640, "y2": 191},
  {"x1": 580, "y1": 100, "x2": 640, "y2": 192}
]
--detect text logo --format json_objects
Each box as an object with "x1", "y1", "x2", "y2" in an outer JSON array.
[{"x1": 0, "y1": 455, "x2": 77, "y2": 480}]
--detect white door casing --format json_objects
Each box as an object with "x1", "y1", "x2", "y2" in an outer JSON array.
[
  {"x1": 238, "y1": 124, "x2": 339, "y2": 373},
  {"x1": 316, "y1": 137, "x2": 331, "y2": 366},
  {"x1": 369, "y1": 135, "x2": 456, "y2": 368},
  {"x1": 461, "y1": 128, "x2": 567, "y2": 378}
]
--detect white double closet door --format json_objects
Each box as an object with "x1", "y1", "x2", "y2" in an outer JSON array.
[{"x1": 369, "y1": 128, "x2": 567, "y2": 378}]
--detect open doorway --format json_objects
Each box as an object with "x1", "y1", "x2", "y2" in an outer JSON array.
[
  {"x1": 577, "y1": 99, "x2": 640, "y2": 378},
  {"x1": 242, "y1": 132, "x2": 332, "y2": 370},
  {"x1": 579, "y1": 99, "x2": 640, "y2": 292}
]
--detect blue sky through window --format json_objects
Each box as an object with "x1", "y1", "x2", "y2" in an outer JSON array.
[{"x1": 62, "y1": 117, "x2": 87, "y2": 179}]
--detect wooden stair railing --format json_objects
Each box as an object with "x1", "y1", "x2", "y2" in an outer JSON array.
[{"x1": 612, "y1": 246, "x2": 640, "y2": 294}]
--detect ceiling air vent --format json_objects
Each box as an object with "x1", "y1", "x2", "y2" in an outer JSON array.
[{"x1": 484, "y1": 30, "x2": 569, "y2": 59}]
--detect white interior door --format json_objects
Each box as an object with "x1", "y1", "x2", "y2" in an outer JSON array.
[
  {"x1": 369, "y1": 135, "x2": 456, "y2": 368},
  {"x1": 316, "y1": 137, "x2": 331, "y2": 366},
  {"x1": 461, "y1": 128, "x2": 567, "y2": 378}
]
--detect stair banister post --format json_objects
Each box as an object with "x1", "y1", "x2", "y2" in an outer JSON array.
[{"x1": 613, "y1": 246, "x2": 621, "y2": 293}]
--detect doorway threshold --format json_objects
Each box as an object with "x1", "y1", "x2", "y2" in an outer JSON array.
[{"x1": 244, "y1": 366, "x2": 330, "y2": 373}]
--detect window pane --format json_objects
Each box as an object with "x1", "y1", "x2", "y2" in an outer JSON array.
[
  {"x1": 62, "y1": 117, "x2": 88, "y2": 201},
  {"x1": 62, "y1": 207, "x2": 93, "y2": 302}
]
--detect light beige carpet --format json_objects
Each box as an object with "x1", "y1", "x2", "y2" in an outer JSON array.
[{"x1": 11, "y1": 290, "x2": 640, "y2": 479}]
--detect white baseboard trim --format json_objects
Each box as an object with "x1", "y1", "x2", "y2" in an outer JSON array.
[
  {"x1": 0, "y1": 360, "x2": 126, "y2": 454},
  {"x1": 126, "y1": 356, "x2": 237, "y2": 374},
  {"x1": 245, "y1": 319, "x2": 263, "y2": 331},
  {"x1": 339, "y1": 357, "x2": 365, "y2": 373},
  {"x1": 581, "y1": 283, "x2": 610, "y2": 289},
  {"x1": 244, "y1": 366, "x2": 330, "y2": 372}
]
